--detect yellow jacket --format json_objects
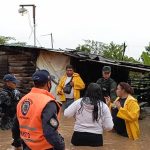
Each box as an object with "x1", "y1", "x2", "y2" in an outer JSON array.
[
  {"x1": 116, "y1": 95, "x2": 140, "y2": 140},
  {"x1": 57, "y1": 73, "x2": 85, "y2": 101}
]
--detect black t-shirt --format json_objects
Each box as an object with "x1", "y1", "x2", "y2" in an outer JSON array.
[{"x1": 111, "y1": 98, "x2": 128, "y2": 137}]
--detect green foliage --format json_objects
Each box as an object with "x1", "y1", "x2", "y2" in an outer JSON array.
[
  {"x1": 129, "y1": 71, "x2": 143, "y2": 82},
  {"x1": 102, "y1": 42, "x2": 124, "y2": 60},
  {"x1": 141, "y1": 52, "x2": 150, "y2": 65},
  {"x1": 76, "y1": 40, "x2": 139, "y2": 63},
  {"x1": 9, "y1": 42, "x2": 27, "y2": 46},
  {"x1": 141, "y1": 43, "x2": 150, "y2": 66},
  {"x1": 0, "y1": 36, "x2": 15, "y2": 44},
  {"x1": 76, "y1": 40, "x2": 105, "y2": 54},
  {"x1": 0, "y1": 35, "x2": 26, "y2": 46},
  {"x1": 123, "y1": 56, "x2": 139, "y2": 63},
  {"x1": 76, "y1": 45, "x2": 91, "y2": 53},
  {"x1": 145, "y1": 43, "x2": 150, "y2": 53}
]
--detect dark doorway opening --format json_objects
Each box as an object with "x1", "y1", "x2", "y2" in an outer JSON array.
[{"x1": 70, "y1": 57, "x2": 129, "y2": 95}]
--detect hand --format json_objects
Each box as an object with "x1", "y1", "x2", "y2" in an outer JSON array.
[
  {"x1": 70, "y1": 81, "x2": 74, "y2": 87},
  {"x1": 114, "y1": 101, "x2": 121, "y2": 110},
  {"x1": 56, "y1": 101, "x2": 62, "y2": 107},
  {"x1": 58, "y1": 90, "x2": 63, "y2": 95},
  {"x1": 104, "y1": 96, "x2": 111, "y2": 106}
]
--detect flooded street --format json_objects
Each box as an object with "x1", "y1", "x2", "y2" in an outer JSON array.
[{"x1": 0, "y1": 116, "x2": 150, "y2": 150}]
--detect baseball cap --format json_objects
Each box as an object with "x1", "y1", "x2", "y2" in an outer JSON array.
[
  {"x1": 3, "y1": 74, "x2": 19, "y2": 84},
  {"x1": 32, "y1": 70, "x2": 51, "y2": 83},
  {"x1": 102, "y1": 66, "x2": 111, "y2": 72}
]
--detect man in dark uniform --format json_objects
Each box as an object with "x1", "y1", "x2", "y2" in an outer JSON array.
[
  {"x1": 0, "y1": 74, "x2": 21, "y2": 130},
  {"x1": 12, "y1": 70, "x2": 65, "y2": 150},
  {"x1": 96, "y1": 66, "x2": 117, "y2": 102}
]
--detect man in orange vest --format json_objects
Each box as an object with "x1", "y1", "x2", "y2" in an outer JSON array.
[{"x1": 12, "y1": 70, "x2": 65, "y2": 150}]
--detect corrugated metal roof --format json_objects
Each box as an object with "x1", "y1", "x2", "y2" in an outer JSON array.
[
  {"x1": 0, "y1": 45, "x2": 150, "y2": 72},
  {"x1": 64, "y1": 51, "x2": 150, "y2": 72},
  {"x1": 0, "y1": 44, "x2": 65, "y2": 52}
]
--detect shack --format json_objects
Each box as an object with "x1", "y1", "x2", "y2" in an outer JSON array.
[
  {"x1": 0, "y1": 45, "x2": 70, "y2": 95},
  {"x1": 0, "y1": 45, "x2": 150, "y2": 102}
]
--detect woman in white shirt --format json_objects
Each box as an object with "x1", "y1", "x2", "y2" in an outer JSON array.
[{"x1": 64, "y1": 83, "x2": 113, "y2": 147}]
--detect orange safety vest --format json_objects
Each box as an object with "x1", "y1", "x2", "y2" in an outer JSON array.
[{"x1": 17, "y1": 87, "x2": 60, "y2": 150}]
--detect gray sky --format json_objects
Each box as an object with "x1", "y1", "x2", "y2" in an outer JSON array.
[{"x1": 0, "y1": 0, "x2": 150, "y2": 59}]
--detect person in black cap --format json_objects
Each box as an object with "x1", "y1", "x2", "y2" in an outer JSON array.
[
  {"x1": 0, "y1": 74, "x2": 21, "y2": 130},
  {"x1": 96, "y1": 66, "x2": 117, "y2": 102},
  {"x1": 12, "y1": 69, "x2": 65, "y2": 150}
]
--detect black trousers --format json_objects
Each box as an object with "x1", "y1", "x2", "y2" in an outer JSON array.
[
  {"x1": 71, "y1": 131, "x2": 103, "y2": 147},
  {"x1": 22, "y1": 141, "x2": 54, "y2": 150},
  {"x1": 62, "y1": 98, "x2": 74, "y2": 110}
]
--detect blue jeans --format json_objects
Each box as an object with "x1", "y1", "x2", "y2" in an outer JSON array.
[{"x1": 62, "y1": 98, "x2": 74, "y2": 110}]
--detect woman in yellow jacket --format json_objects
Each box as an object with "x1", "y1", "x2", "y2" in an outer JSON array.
[{"x1": 105, "y1": 82, "x2": 140, "y2": 140}]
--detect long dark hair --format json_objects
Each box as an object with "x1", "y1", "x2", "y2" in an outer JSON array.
[
  {"x1": 119, "y1": 82, "x2": 134, "y2": 95},
  {"x1": 79, "y1": 83, "x2": 103, "y2": 122}
]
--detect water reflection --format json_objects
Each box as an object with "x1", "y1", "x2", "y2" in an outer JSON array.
[{"x1": 0, "y1": 116, "x2": 150, "y2": 150}]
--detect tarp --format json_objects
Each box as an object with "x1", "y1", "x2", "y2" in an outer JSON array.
[{"x1": 36, "y1": 51, "x2": 70, "y2": 98}]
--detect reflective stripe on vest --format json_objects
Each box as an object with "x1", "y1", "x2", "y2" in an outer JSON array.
[
  {"x1": 20, "y1": 125, "x2": 37, "y2": 131},
  {"x1": 17, "y1": 88, "x2": 60, "y2": 150},
  {"x1": 23, "y1": 138, "x2": 42, "y2": 143}
]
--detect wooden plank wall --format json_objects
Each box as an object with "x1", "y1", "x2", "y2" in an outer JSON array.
[
  {"x1": 0, "y1": 55, "x2": 8, "y2": 88},
  {"x1": 0, "y1": 49, "x2": 38, "y2": 94}
]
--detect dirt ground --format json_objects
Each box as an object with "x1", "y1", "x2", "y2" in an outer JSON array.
[{"x1": 0, "y1": 116, "x2": 150, "y2": 150}]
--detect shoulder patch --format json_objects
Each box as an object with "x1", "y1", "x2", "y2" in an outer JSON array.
[
  {"x1": 21, "y1": 100, "x2": 30, "y2": 115},
  {"x1": 49, "y1": 118, "x2": 58, "y2": 128}
]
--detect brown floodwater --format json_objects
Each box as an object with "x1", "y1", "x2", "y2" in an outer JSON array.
[{"x1": 0, "y1": 115, "x2": 150, "y2": 150}]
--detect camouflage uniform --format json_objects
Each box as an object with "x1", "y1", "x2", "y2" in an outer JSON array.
[
  {"x1": 0, "y1": 86, "x2": 21, "y2": 130},
  {"x1": 96, "y1": 78, "x2": 117, "y2": 102}
]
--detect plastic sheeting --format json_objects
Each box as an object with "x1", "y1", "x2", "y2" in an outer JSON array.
[{"x1": 36, "y1": 51, "x2": 70, "y2": 98}]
